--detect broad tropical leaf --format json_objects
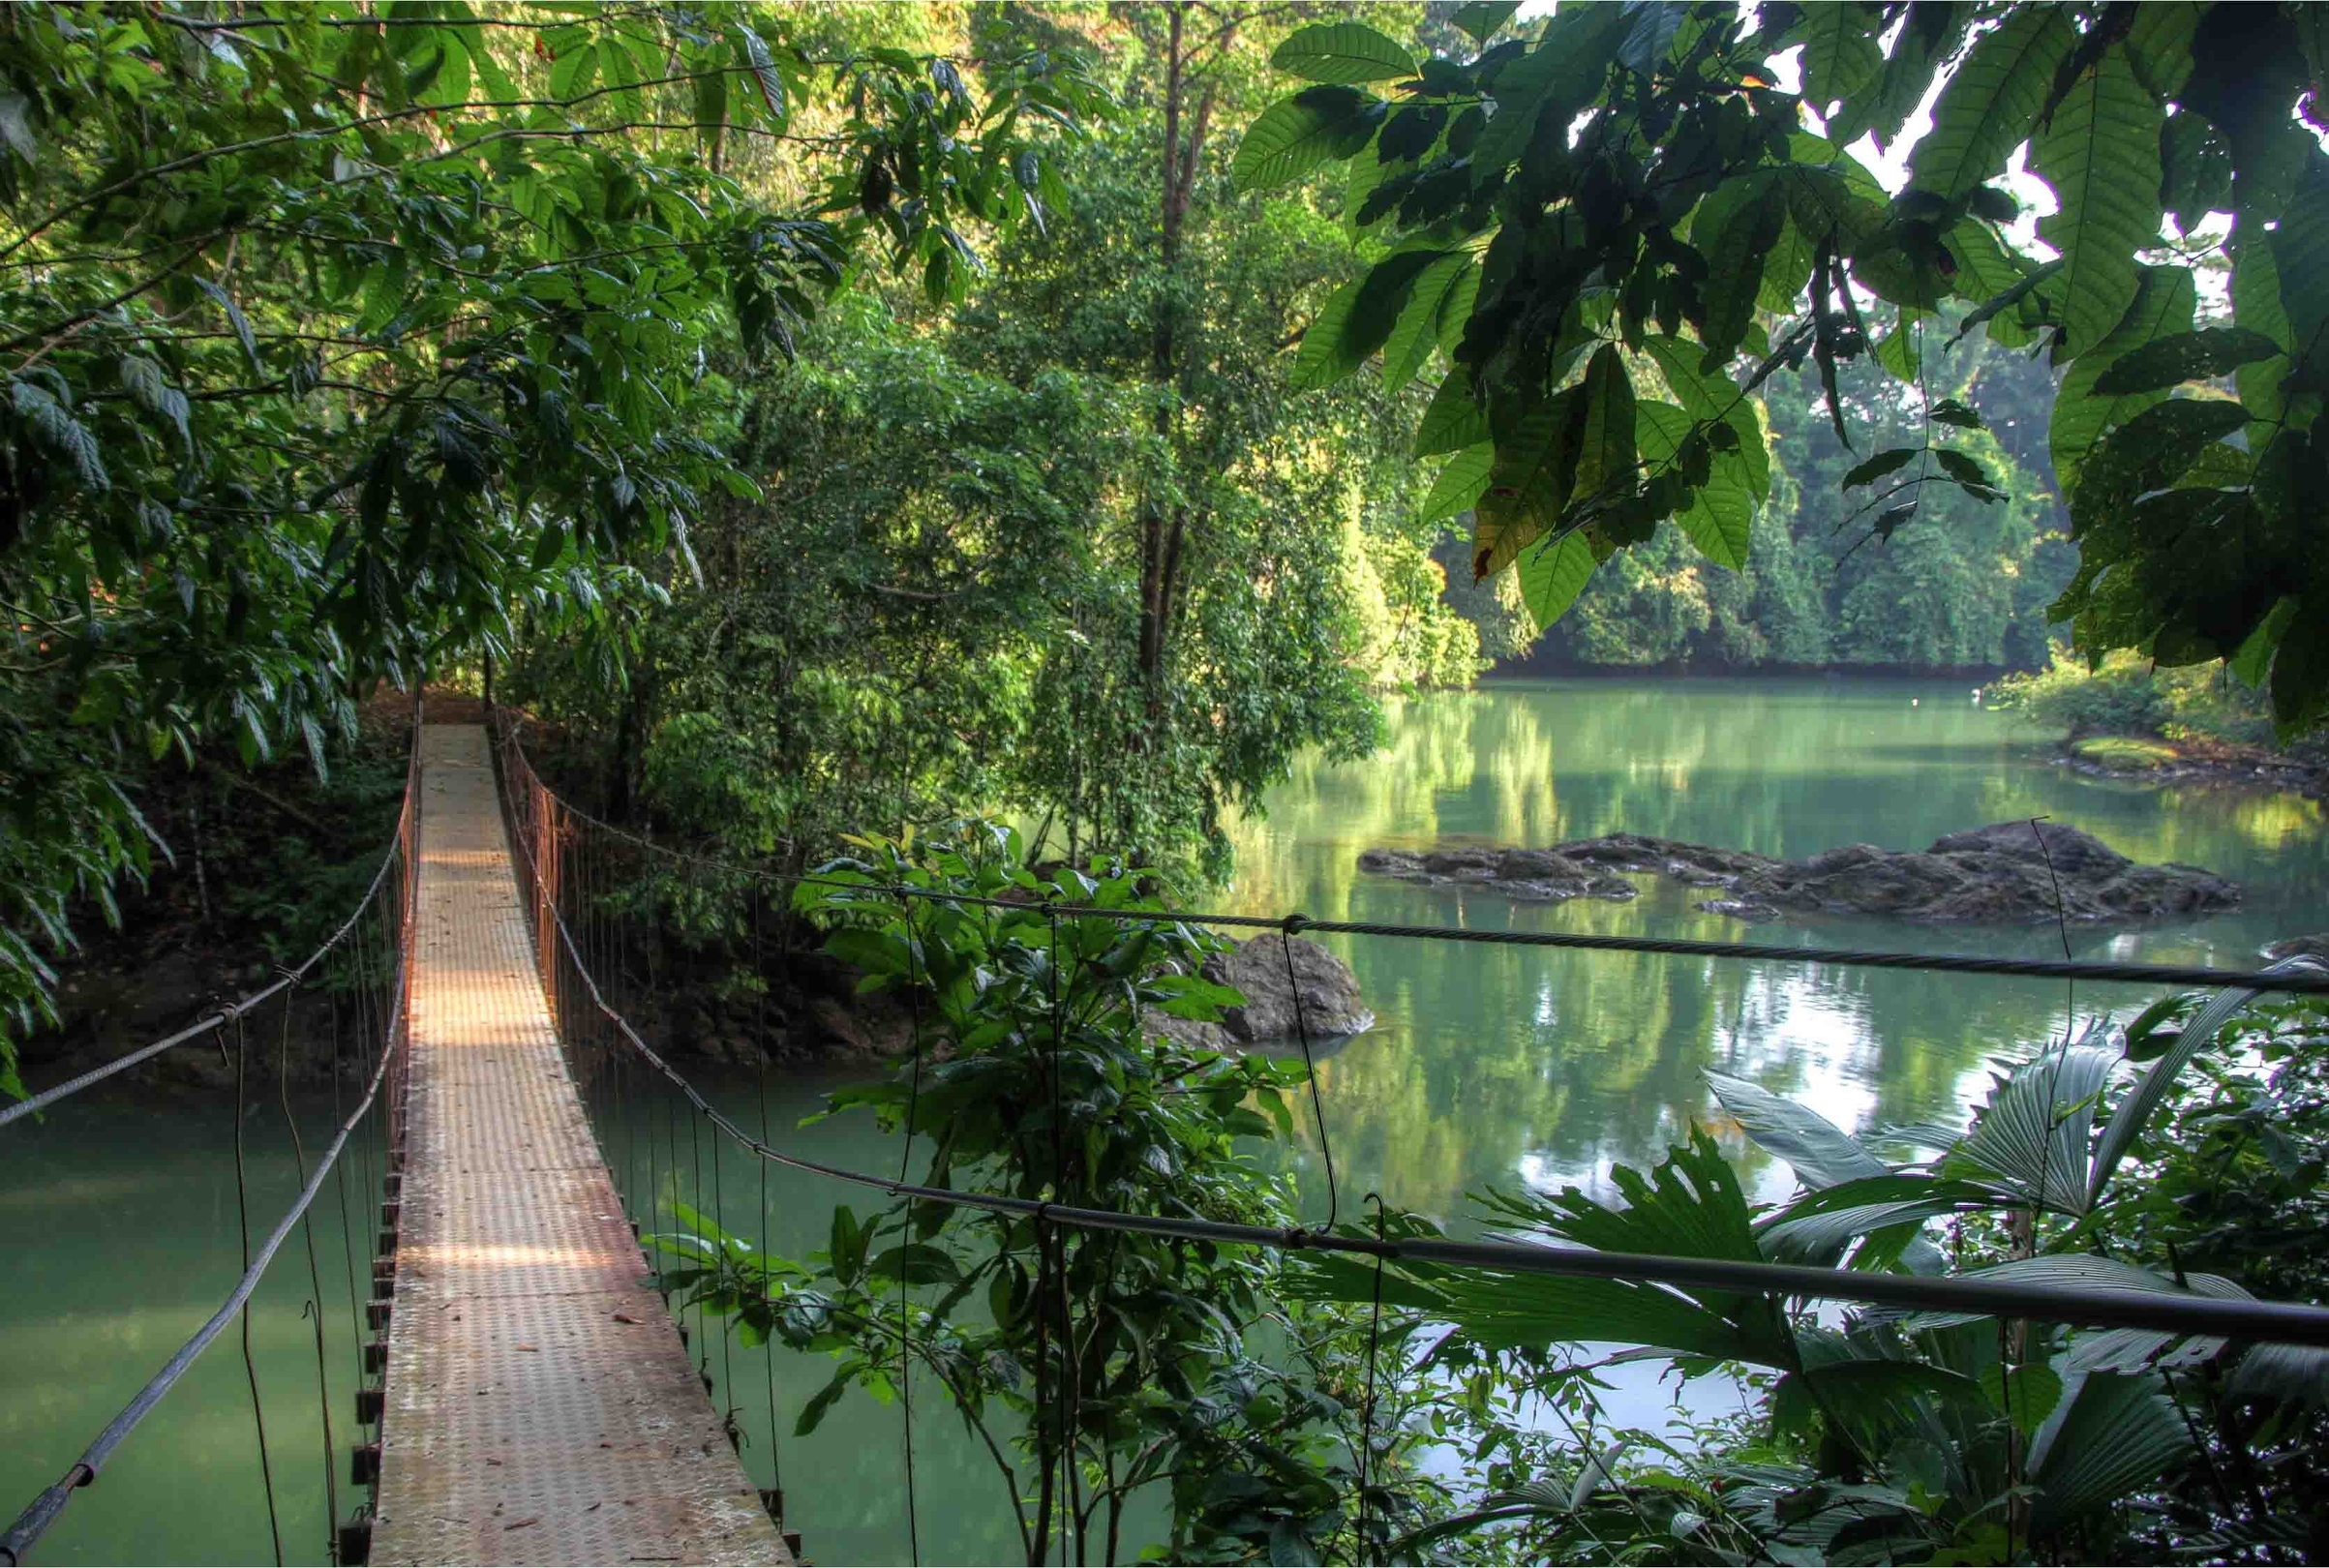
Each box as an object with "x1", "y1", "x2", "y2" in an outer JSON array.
[
  {"x1": 1572, "y1": 345, "x2": 1637, "y2": 499},
  {"x1": 1700, "y1": 187, "x2": 1785, "y2": 365},
  {"x1": 2028, "y1": 1371, "x2": 2193, "y2": 1535},
  {"x1": 1637, "y1": 401, "x2": 1752, "y2": 569},
  {"x1": 1642, "y1": 336, "x2": 1769, "y2": 498},
  {"x1": 1418, "y1": 443, "x2": 1495, "y2": 526},
  {"x1": 2087, "y1": 955, "x2": 2329, "y2": 1203},
  {"x1": 1415, "y1": 374, "x2": 1490, "y2": 456},
  {"x1": 1516, "y1": 530, "x2": 1597, "y2": 628},
  {"x1": 1471, "y1": 387, "x2": 1584, "y2": 578},
  {"x1": 1909, "y1": 9, "x2": 2078, "y2": 200},
  {"x1": 1232, "y1": 87, "x2": 1382, "y2": 193},
  {"x1": 1944, "y1": 1032, "x2": 2119, "y2": 1216},
  {"x1": 2091, "y1": 327, "x2": 2285, "y2": 394},
  {"x1": 1800, "y1": 3, "x2": 1884, "y2": 114},
  {"x1": 2032, "y1": 49, "x2": 2163, "y2": 353},
  {"x1": 1289, "y1": 278, "x2": 1369, "y2": 389},
  {"x1": 1271, "y1": 21, "x2": 1416, "y2": 84},
  {"x1": 2230, "y1": 235, "x2": 2292, "y2": 430},
  {"x1": 1381, "y1": 253, "x2": 1472, "y2": 390},
  {"x1": 2051, "y1": 264, "x2": 2197, "y2": 488},
  {"x1": 1460, "y1": 1131, "x2": 1797, "y2": 1365},
  {"x1": 1705, "y1": 1070, "x2": 1889, "y2": 1191}
]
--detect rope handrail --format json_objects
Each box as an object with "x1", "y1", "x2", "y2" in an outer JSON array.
[
  {"x1": 489, "y1": 709, "x2": 2329, "y2": 999},
  {"x1": 489, "y1": 723, "x2": 2329, "y2": 1351},
  {"x1": 0, "y1": 719, "x2": 426, "y2": 1131}
]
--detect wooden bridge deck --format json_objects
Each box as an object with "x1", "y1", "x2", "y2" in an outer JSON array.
[{"x1": 371, "y1": 725, "x2": 788, "y2": 1566}]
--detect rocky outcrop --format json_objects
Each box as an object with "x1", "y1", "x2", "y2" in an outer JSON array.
[
  {"x1": 1360, "y1": 822, "x2": 2241, "y2": 926},
  {"x1": 2263, "y1": 934, "x2": 2329, "y2": 964},
  {"x1": 1355, "y1": 847, "x2": 1641, "y2": 903},
  {"x1": 1146, "y1": 934, "x2": 1372, "y2": 1050}
]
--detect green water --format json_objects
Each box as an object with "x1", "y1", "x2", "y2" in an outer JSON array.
[{"x1": 5, "y1": 678, "x2": 2323, "y2": 1564}]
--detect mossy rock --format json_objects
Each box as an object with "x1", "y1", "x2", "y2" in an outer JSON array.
[{"x1": 2072, "y1": 736, "x2": 2179, "y2": 769}]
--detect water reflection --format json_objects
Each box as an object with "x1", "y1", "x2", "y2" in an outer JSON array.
[
  {"x1": 6, "y1": 678, "x2": 2320, "y2": 1566},
  {"x1": 1221, "y1": 678, "x2": 2328, "y2": 1218}
]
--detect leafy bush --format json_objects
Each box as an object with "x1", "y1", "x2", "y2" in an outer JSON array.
[
  {"x1": 655, "y1": 823, "x2": 1445, "y2": 1565},
  {"x1": 1991, "y1": 647, "x2": 2173, "y2": 739}
]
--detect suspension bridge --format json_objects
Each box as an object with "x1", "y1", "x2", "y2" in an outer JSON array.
[{"x1": 8, "y1": 704, "x2": 2329, "y2": 1567}]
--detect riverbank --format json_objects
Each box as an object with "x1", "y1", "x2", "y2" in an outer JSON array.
[{"x1": 2058, "y1": 734, "x2": 2328, "y2": 798}]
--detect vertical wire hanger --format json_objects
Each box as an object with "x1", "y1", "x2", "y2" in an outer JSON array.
[
  {"x1": 1356, "y1": 1193, "x2": 1388, "y2": 1567},
  {"x1": 895, "y1": 870, "x2": 926, "y2": 1566}
]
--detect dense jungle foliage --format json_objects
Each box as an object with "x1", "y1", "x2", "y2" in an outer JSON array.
[
  {"x1": 10, "y1": 0, "x2": 2326, "y2": 1082},
  {"x1": 660, "y1": 820, "x2": 2329, "y2": 1565},
  {"x1": 8, "y1": 3, "x2": 2329, "y2": 1563}
]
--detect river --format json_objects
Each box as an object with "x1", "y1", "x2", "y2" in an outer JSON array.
[{"x1": 5, "y1": 678, "x2": 2321, "y2": 1563}]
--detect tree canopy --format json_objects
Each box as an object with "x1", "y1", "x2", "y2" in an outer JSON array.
[
  {"x1": 1241, "y1": 1, "x2": 2329, "y2": 730},
  {"x1": 0, "y1": 0, "x2": 1099, "y2": 1085}
]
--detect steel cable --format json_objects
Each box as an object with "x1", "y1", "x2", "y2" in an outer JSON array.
[
  {"x1": 0, "y1": 800, "x2": 414, "y2": 1131},
  {"x1": 485, "y1": 741, "x2": 2329, "y2": 1350},
  {"x1": 491, "y1": 731, "x2": 2329, "y2": 1002},
  {"x1": 1, "y1": 934, "x2": 409, "y2": 1566}
]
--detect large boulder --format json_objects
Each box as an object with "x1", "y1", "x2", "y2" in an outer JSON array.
[
  {"x1": 1358, "y1": 821, "x2": 2241, "y2": 926},
  {"x1": 1145, "y1": 934, "x2": 1372, "y2": 1050}
]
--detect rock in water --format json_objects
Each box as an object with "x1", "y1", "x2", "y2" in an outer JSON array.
[
  {"x1": 1358, "y1": 821, "x2": 2240, "y2": 926},
  {"x1": 2263, "y1": 934, "x2": 2329, "y2": 964},
  {"x1": 1145, "y1": 934, "x2": 1373, "y2": 1049}
]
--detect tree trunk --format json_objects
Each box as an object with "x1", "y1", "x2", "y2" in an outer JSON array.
[{"x1": 1137, "y1": 7, "x2": 1218, "y2": 715}]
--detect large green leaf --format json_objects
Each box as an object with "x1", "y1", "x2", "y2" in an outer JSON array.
[
  {"x1": 2226, "y1": 1340, "x2": 2329, "y2": 1409},
  {"x1": 1472, "y1": 386, "x2": 1586, "y2": 577},
  {"x1": 1760, "y1": 1175, "x2": 2002, "y2": 1264},
  {"x1": 1470, "y1": 3, "x2": 1630, "y2": 179},
  {"x1": 2072, "y1": 397, "x2": 2252, "y2": 528},
  {"x1": 1909, "y1": 8, "x2": 2078, "y2": 199},
  {"x1": 1572, "y1": 344, "x2": 1636, "y2": 499},
  {"x1": 1232, "y1": 86, "x2": 1380, "y2": 193},
  {"x1": 2028, "y1": 1372, "x2": 2193, "y2": 1535},
  {"x1": 2124, "y1": 0, "x2": 2201, "y2": 97},
  {"x1": 1705, "y1": 1070, "x2": 1888, "y2": 1191},
  {"x1": 1292, "y1": 250, "x2": 1451, "y2": 389},
  {"x1": 1830, "y1": 3, "x2": 1969, "y2": 150},
  {"x1": 1460, "y1": 1131, "x2": 1796, "y2": 1365},
  {"x1": 1516, "y1": 529, "x2": 1597, "y2": 628},
  {"x1": 1642, "y1": 336, "x2": 1769, "y2": 499},
  {"x1": 2229, "y1": 234, "x2": 2292, "y2": 430},
  {"x1": 1800, "y1": 3, "x2": 1884, "y2": 115},
  {"x1": 2050, "y1": 264, "x2": 2197, "y2": 488},
  {"x1": 1415, "y1": 374, "x2": 1490, "y2": 456},
  {"x1": 2267, "y1": 146, "x2": 2329, "y2": 395},
  {"x1": 1773, "y1": 160, "x2": 1887, "y2": 255},
  {"x1": 1381, "y1": 253, "x2": 1471, "y2": 391},
  {"x1": 1417, "y1": 443, "x2": 1495, "y2": 526},
  {"x1": 2032, "y1": 49, "x2": 2163, "y2": 354},
  {"x1": 1944, "y1": 1032, "x2": 2119, "y2": 1216},
  {"x1": 2091, "y1": 327, "x2": 2285, "y2": 395},
  {"x1": 1288, "y1": 277, "x2": 1368, "y2": 390},
  {"x1": 1636, "y1": 400, "x2": 1752, "y2": 569},
  {"x1": 2087, "y1": 954, "x2": 2328, "y2": 1204},
  {"x1": 1700, "y1": 184, "x2": 1786, "y2": 366},
  {"x1": 1271, "y1": 21, "x2": 1416, "y2": 84}
]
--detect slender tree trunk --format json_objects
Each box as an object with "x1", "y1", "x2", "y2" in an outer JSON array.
[{"x1": 1137, "y1": 6, "x2": 1219, "y2": 727}]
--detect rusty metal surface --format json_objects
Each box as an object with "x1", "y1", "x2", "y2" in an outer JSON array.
[{"x1": 372, "y1": 726, "x2": 787, "y2": 1567}]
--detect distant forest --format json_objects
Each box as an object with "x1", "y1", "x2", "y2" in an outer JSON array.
[{"x1": 1484, "y1": 304, "x2": 2076, "y2": 676}]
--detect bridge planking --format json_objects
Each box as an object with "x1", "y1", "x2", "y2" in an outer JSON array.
[{"x1": 370, "y1": 726, "x2": 789, "y2": 1566}]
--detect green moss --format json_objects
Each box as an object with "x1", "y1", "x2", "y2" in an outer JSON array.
[{"x1": 2072, "y1": 736, "x2": 2180, "y2": 769}]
